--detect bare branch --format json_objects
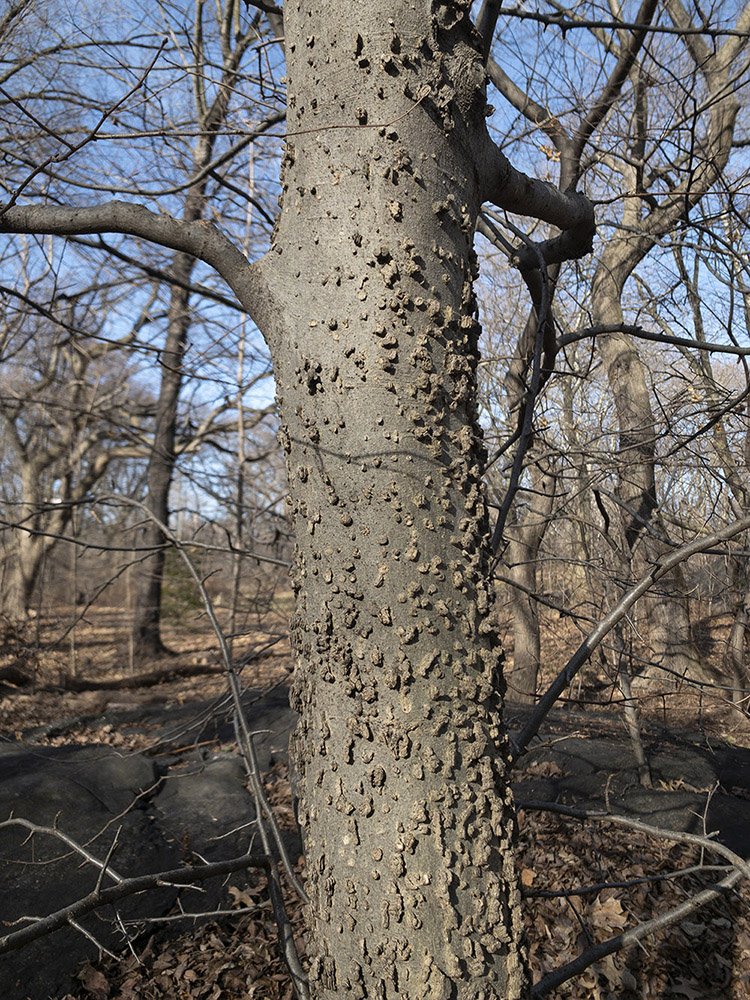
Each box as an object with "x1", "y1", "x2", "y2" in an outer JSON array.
[
  {"x1": 94, "y1": 493, "x2": 309, "y2": 999},
  {"x1": 533, "y1": 870, "x2": 741, "y2": 996},
  {"x1": 494, "y1": 6, "x2": 750, "y2": 39},
  {"x1": 570, "y1": 0, "x2": 658, "y2": 171},
  {"x1": 475, "y1": 0, "x2": 503, "y2": 64},
  {"x1": 511, "y1": 513, "x2": 750, "y2": 761},
  {"x1": 518, "y1": 801, "x2": 750, "y2": 996},
  {"x1": 0, "y1": 202, "x2": 270, "y2": 330},
  {"x1": 487, "y1": 56, "x2": 571, "y2": 155},
  {"x1": 481, "y1": 142, "x2": 595, "y2": 269},
  {"x1": 560, "y1": 322, "x2": 750, "y2": 356}
]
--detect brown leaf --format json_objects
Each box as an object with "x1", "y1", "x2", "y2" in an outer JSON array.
[
  {"x1": 589, "y1": 894, "x2": 628, "y2": 933},
  {"x1": 228, "y1": 884, "x2": 256, "y2": 908},
  {"x1": 77, "y1": 963, "x2": 110, "y2": 1000}
]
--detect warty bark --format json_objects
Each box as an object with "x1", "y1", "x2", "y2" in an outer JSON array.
[{"x1": 253, "y1": 2, "x2": 532, "y2": 995}]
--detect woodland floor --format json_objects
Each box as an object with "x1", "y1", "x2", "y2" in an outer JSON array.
[{"x1": 1, "y1": 605, "x2": 749, "y2": 999}]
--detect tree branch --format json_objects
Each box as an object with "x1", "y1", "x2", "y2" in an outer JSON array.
[
  {"x1": 95, "y1": 493, "x2": 309, "y2": 999},
  {"x1": 0, "y1": 202, "x2": 271, "y2": 332},
  {"x1": 518, "y1": 801, "x2": 750, "y2": 996},
  {"x1": 481, "y1": 142, "x2": 595, "y2": 268},
  {"x1": 475, "y1": 0, "x2": 503, "y2": 64},
  {"x1": 493, "y1": 5, "x2": 750, "y2": 39},
  {"x1": 487, "y1": 56, "x2": 571, "y2": 156},
  {"x1": 571, "y1": 0, "x2": 659, "y2": 169},
  {"x1": 0, "y1": 838, "x2": 268, "y2": 956},
  {"x1": 511, "y1": 513, "x2": 750, "y2": 761},
  {"x1": 559, "y1": 322, "x2": 750, "y2": 356},
  {"x1": 483, "y1": 144, "x2": 594, "y2": 235},
  {"x1": 533, "y1": 870, "x2": 741, "y2": 996}
]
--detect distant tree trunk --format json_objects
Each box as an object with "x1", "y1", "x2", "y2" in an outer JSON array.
[
  {"x1": 2, "y1": 541, "x2": 39, "y2": 625},
  {"x1": 263, "y1": 3, "x2": 530, "y2": 994},
  {"x1": 588, "y1": 28, "x2": 740, "y2": 687},
  {"x1": 1, "y1": 482, "x2": 58, "y2": 628},
  {"x1": 726, "y1": 558, "x2": 750, "y2": 702},
  {"x1": 131, "y1": 259, "x2": 194, "y2": 658},
  {"x1": 506, "y1": 462, "x2": 556, "y2": 703},
  {"x1": 676, "y1": 280, "x2": 750, "y2": 703},
  {"x1": 130, "y1": 8, "x2": 257, "y2": 657}
]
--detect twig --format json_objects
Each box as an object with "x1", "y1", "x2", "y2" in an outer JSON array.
[
  {"x1": 523, "y1": 863, "x2": 732, "y2": 899},
  {"x1": 516, "y1": 800, "x2": 750, "y2": 879},
  {"x1": 518, "y1": 799, "x2": 750, "y2": 996},
  {"x1": 0, "y1": 41, "x2": 167, "y2": 214},
  {"x1": 67, "y1": 917, "x2": 119, "y2": 961},
  {"x1": 0, "y1": 817, "x2": 125, "y2": 885},
  {"x1": 531, "y1": 869, "x2": 742, "y2": 996},
  {"x1": 95, "y1": 827, "x2": 122, "y2": 896}
]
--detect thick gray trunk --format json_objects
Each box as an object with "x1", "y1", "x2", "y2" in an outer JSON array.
[{"x1": 261, "y1": 3, "x2": 527, "y2": 995}]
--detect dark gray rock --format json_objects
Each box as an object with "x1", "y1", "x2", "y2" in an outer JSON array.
[
  {"x1": 511, "y1": 728, "x2": 750, "y2": 861},
  {"x1": 151, "y1": 751, "x2": 254, "y2": 858},
  {"x1": 0, "y1": 681, "x2": 302, "y2": 1000},
  {"x1": 0, "y1": 745, "x2": 177, "y2": 1000}
]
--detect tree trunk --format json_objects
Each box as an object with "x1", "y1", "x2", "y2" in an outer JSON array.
[
  {"x1": 131, "y1": 9, "x2": 256, "y2": 658},
  {"x1": 726, "y1": 556, "x2": 750, "y2": 703},
  {"x1": 2, "y1": 553, "x2": 37, "y2": 626},
  {"x1": 131, "y1": 259, "x2": 194, "y2": 658},
  {"x1": 262, "y1": 3, "x2": 527, "y2": 995},
  {"x1": 506, "y1": 463, "x2": 556, "y2": 703},
  {"x1": 1, "y1": 530, "x2": 45, "y2": 628},
  {"x1": 588, "y1": 34, "x2": 740, "y2": 688}
]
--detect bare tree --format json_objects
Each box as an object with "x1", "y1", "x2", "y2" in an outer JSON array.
[
  {"x1": 0, "y1": 0, "x2": 597, "y2": 990},
  {"x1": 0, "y1": 252, "x2": 149, "y2": 625},
  {"x1": 130, "y1": 2, "x2": 281, "y2": 659},
  {"x1": 477, "y1": 0, "x2": 750, "y2": 696},
  {"x1": 585, "y1": 0, "x2": 750, "y2": 684}
]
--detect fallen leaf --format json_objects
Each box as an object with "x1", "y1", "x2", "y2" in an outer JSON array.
[
  {"x1": 590, "y1": 894, "x2": 628, "y2": 933},
  {"x1": 77, "y1": 964, "x2": 109, "y2": 1000}
]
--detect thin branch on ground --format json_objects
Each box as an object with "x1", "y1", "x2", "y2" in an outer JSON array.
[
  {"x1": 517, "y1": 800, "x2": 750, "y2": 879},
  {"x1": 518, "y1": 799, "x2": 750, "y2": 996},
  {"x1": 523, "y1": 863, "x2": 733, "y2": 899},
  {"x1": 531, "y1": 869, "x2": 742, "y2": 997},
  {"x1": 0, "y1": 837, "x2": 267, "y2": 956}
]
